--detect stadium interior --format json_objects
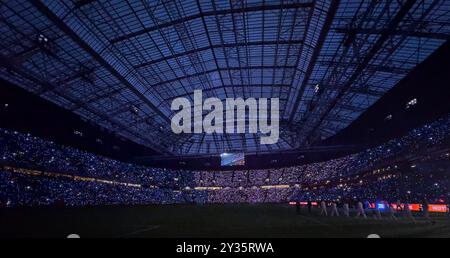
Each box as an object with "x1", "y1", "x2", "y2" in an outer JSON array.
[{"x1": 1, "y1": 0, "x2": 450, "y2": 239}]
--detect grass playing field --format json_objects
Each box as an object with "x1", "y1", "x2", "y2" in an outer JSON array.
[{"x1": 1, "y1": 204, "x2": 449, "y2": 238}]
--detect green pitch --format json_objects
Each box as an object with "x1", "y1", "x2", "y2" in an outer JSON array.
[{"x1": 1, "y1": 204, "x2": 449, "y2": 238}]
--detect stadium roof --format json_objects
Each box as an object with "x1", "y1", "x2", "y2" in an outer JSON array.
[{"x1": 1, "y1": 0, "x2": 449, "y2": 156}]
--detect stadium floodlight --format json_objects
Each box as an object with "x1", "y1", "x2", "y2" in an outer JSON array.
[
  {"x1": 406, "y1": 98, "x2": 418, "y2": 109},
  {"x1": 130, "y1": 104, "x2": 139, "y2": 115},
  {"x1": 37, "y1": 34, "x2": 49, "y2": 45},
  {"x1": 314, "y1": 84, "x2": 321, "y2": 93},
  {"x1": 409, "y1": 98, "x2": 418, "y2": 105}
]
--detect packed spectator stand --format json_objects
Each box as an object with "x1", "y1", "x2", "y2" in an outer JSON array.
[{"x1": 1, "y1": 114, "x2": 450, "y2": 208}]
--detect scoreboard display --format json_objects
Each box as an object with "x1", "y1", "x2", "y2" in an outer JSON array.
[{"x1": 221, "y1": 153, "x2": 245, "y2": 167}]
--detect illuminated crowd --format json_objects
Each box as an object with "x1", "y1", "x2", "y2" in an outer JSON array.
[
  {"x1": 1, "y1": 114, "x2": 450, "y2": 207},
  {"x1": 0, "y1": 168, "x2": 210, "y2": 207}
]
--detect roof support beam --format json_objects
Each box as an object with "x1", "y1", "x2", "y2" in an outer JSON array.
[
  {"x1": 0, "y1": 53, "x2": 170, "y2": 155},
  {"x1": 135, "y1": 40, "x2": 303, "y2": 69},
  {"x1": 346, "y1": 86, "x2": 385, "y2": 97},
  {"x1": 110, "y1": 2, "x2": 314, "y2": 44},
  {"x1": 69, "y1": 87, "x2": 125, "y2": 111},
  {"x1": 163, "y1": 84, "x2": 291, "y2": 101},
  {"x1": 303, "y1": 0, "x2": 418, "y2": 144},
  {"x1": 335, "y1": 104, "x2": 366, "y2": 113},
  {"x1": 31, "y1": 0, "x2": 171, "y2": 124},
  {"x1": 287, "y1": 0, "x2": 341, "y2": 124},
  {"x1": 74, "y1": 0, "x2": 96, "y2": 9},
  {"x1": 335, "y1": 28, "x2": 450, "y2": 41},
  {"x1": 143, "y1": 66, "x2": 296, "y2": 92},
  {"x1": 317, "y1": 60, "x2": 410, "y2": 75}
]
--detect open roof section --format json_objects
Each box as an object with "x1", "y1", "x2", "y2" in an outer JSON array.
[{"x1": 0, "y1": 0, "x2": 449, "y2": 156}]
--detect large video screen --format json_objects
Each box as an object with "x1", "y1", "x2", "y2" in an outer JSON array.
[{"x1": 221, "y1": 153, "x2": 245, "y2": 167}]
